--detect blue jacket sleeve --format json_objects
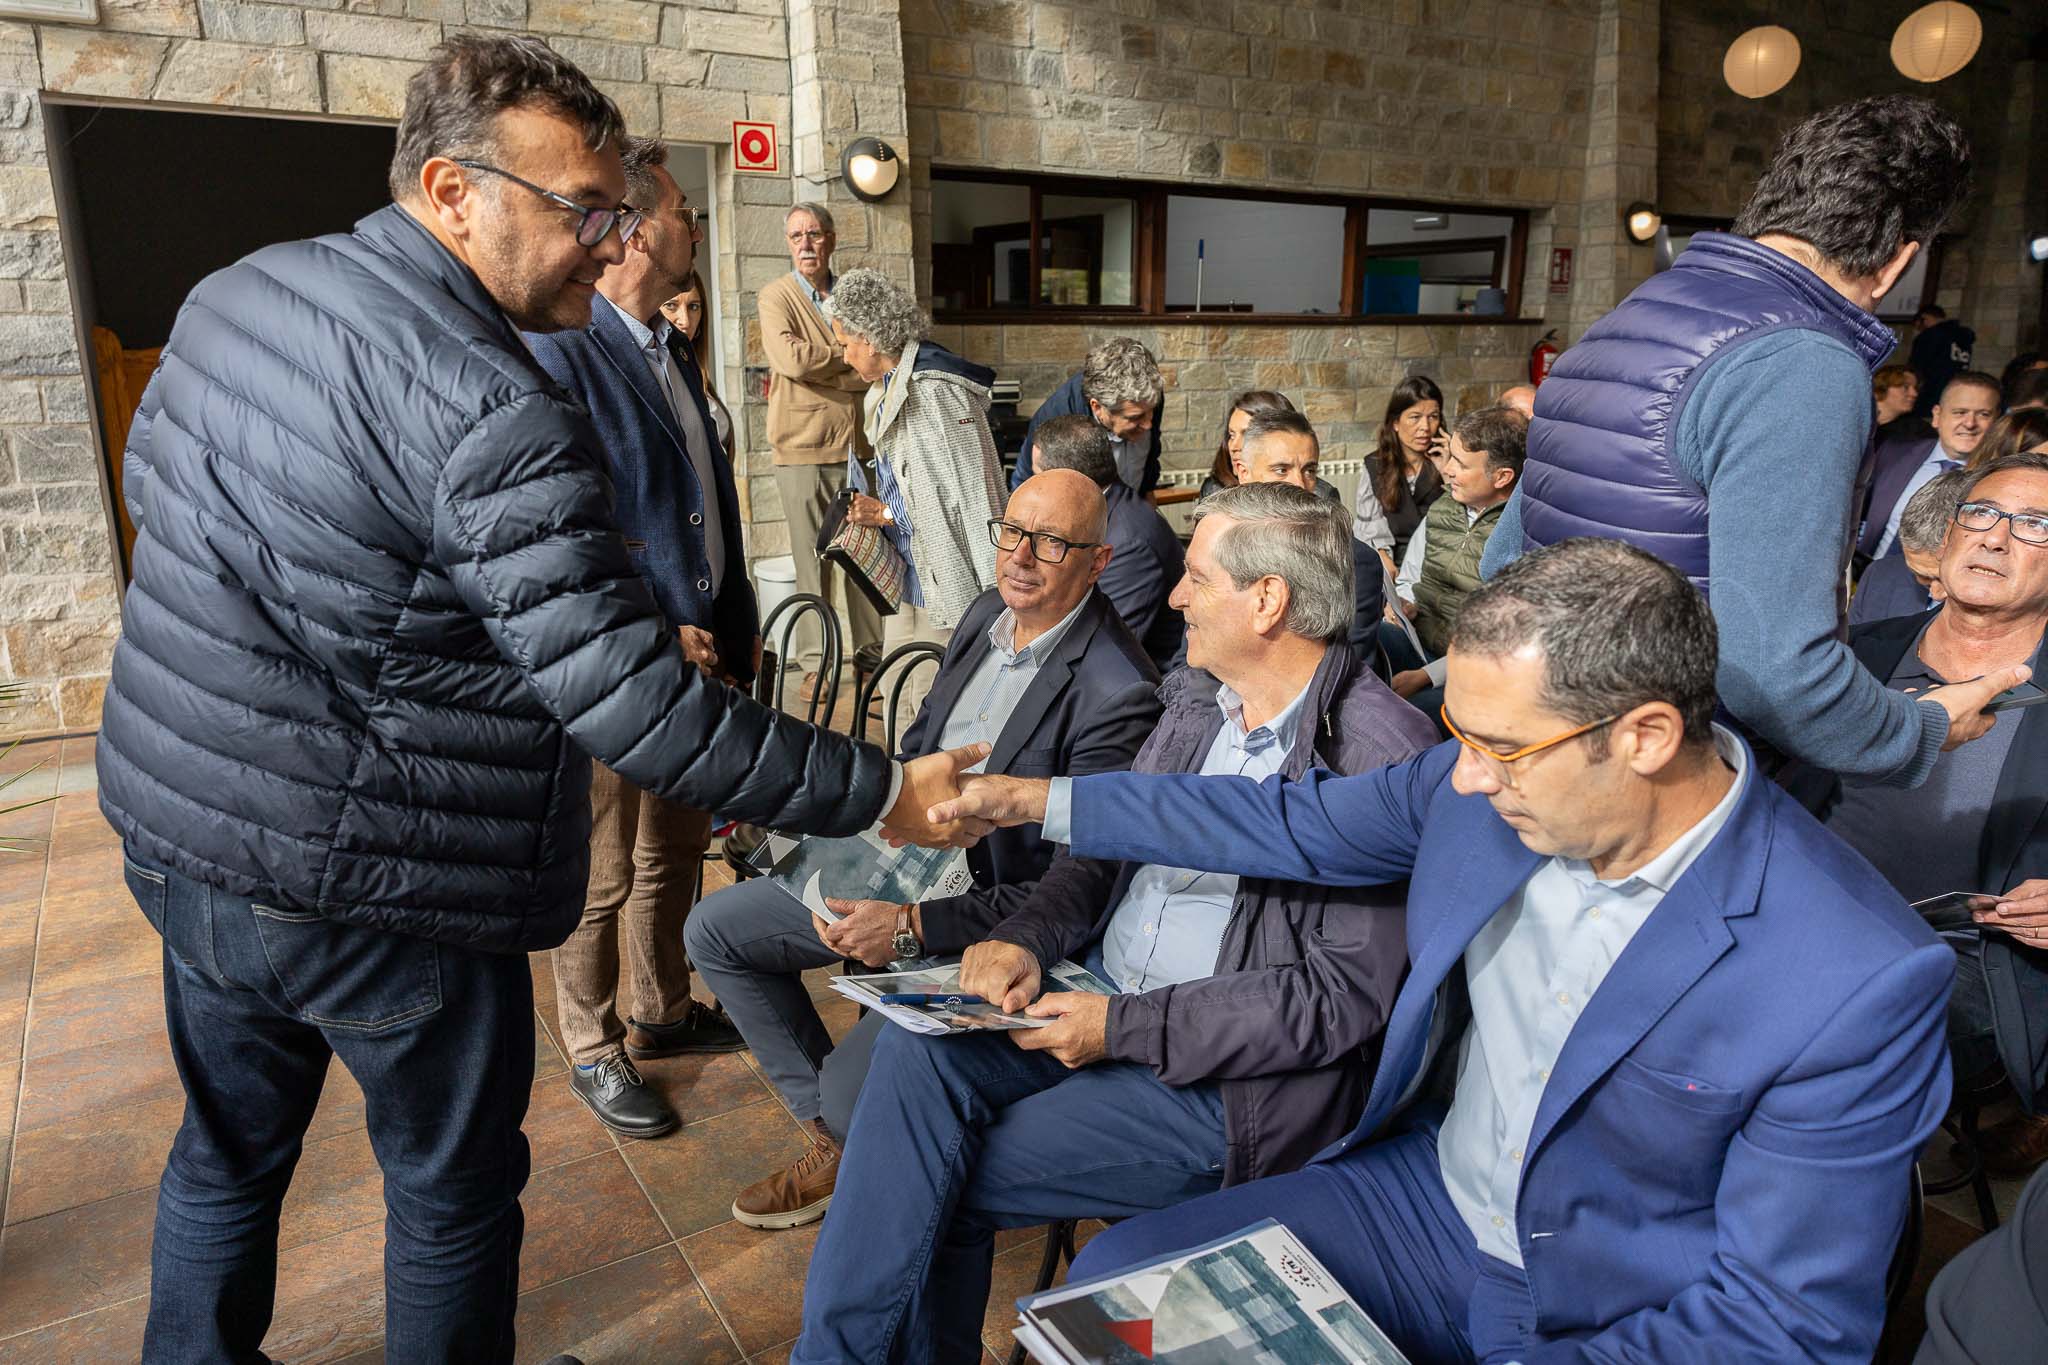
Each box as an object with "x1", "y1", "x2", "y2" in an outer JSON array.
[
  {"x1": 1065, "y1": 743, "x2": 1454, "y2": 884},
  {"x1": 1678, "y1": 330, "x2": 1945, "y2": 786},
  {"x1": 1478, "y1": 486, "x2": 1524, "y2": 580},
  {"x1": 1504, "y1": 943, "x2": 1953, "y2": 1365}
]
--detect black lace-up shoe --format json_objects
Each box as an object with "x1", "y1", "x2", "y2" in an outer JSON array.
[
  {"x1": 568, "y1": 1053, "x2": 679, "y2": 1139},
  {"x1": 626, "y1": 1000, "x2": 747, "y2": 1058}
]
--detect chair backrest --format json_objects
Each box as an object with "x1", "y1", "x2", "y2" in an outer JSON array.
[
  {"x1": 1886, "y1": 1163, "x2": 1925, "y2": 1320},
  {"x1": 757, "y1": 592, "x2": 842, "y2": 726},
  {"x1": 854, "y1": 641, "x2": 946, "y2": 755}
]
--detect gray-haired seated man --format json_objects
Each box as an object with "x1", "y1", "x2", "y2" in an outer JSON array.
[
  {"x1": 686, "y1": 469, "x2": 1161, "y2": 1230},
  {"x1": 1850, "y1": 466, "x2": 1973, "y2": 626}
]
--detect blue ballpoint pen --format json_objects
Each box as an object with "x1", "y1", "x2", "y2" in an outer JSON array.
[{"x1": 878, "y1": 992, "x2": 986, "y2": 1007}]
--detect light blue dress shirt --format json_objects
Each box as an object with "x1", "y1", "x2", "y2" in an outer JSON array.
[
  {"x1": 852, "y1": 365, "x2": 923, "y2": 608},
  {"x1": 1046, "y1": 677, "x2": 1314, "y2": 994},
  {"x1": 1873, "y1": 439, "x2": 1965, "y2": 558},
  {"x1": 934, "y1": 596, "x2": 1090, "y2": 763},
  {"x1": 1437, "y1": 726, "x2": 1748, "y2": 1266},
  {"x1": 793, "y1": 268, "x2": 834, "y2": 323}
]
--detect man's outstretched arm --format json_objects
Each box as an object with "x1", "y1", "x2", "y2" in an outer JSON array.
[{"x1": 924, "y1": 743, "x2": 1455, "y2": 885}]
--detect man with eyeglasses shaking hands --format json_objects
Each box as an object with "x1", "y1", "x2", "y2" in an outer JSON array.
[
  {"x1": 100, "y1": 36, "x2": 983, "y2": 1363},
  {"x1": 919, "y1": 536, "x2": 2012, "y2": 1364}
]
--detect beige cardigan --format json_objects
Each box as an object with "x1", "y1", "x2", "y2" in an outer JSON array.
[{"x1": 758, "y1": 272, "x2": 870, "y2": 466}]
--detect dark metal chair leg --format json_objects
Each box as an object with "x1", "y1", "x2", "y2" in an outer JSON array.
[{"x1": 1006, "y1": 1218, "x2": 1079, "y2": 1365}]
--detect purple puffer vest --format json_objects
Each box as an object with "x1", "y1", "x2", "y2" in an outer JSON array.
[{"x1": 1520, "y1": 232, "x2": 1899, "y2": 592}]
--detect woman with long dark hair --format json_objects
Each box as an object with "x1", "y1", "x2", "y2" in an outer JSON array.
[
  {"x1": 1352, "y1": 376, "x2": 1446, "y2": 582},
  {"x1": 660, "y1": 269, "x2": 731, "y2": 459}
]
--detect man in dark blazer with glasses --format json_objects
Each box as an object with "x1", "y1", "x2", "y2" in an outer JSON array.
[{"x1": 524, "y1": 135, "x2": 757, "y2": 1141}]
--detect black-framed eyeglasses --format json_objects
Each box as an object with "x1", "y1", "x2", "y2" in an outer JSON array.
[
  {"x1": 988, "y1": 519, "x2": 1099, "y2": 564},
  {"x1": 1954, "y1": 500, "x2": 2048, "y2": 546},
  {"x1": 454, "y1": 160, "x2": 643, "y2": 247}
]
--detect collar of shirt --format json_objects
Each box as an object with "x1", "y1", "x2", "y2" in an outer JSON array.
[
  {"x1": 794, "y1": 269, "x2": 834, "y2": 304},
  {"x1": 1214, "y1": 673, "x2": 1316, "y2": 762},
  {"x1": 603, "y1": 293, "x2": 672, "y2": 354},
  {"x1": 1933, "y1": 440, "x2": 1965, "y2": 468},
  {"x1": 988, "y1": 593, "x2": 1090, "y2": 668},
  {"x1": 1556, "y1": 723, "x2": 1749, "y2": 898}
]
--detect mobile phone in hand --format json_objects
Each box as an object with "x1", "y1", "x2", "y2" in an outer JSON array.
[{"x1": 1984, "y1": 681, "x2": 2048, "y2": 714}]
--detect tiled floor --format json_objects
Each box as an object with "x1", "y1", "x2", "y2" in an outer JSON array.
[
  {"x1": 0, "y1": 731, "x2": 2028, "y2": 1363},
  {"x1": 0, "y1": 734, "x2": 1053, "y2": 1363}
]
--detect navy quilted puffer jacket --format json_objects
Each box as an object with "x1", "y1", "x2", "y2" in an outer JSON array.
[
  {"x1": 98, "y1": 206, "x2": 892, "y2": 953},
  {"x1": 1520, "y1": 232, "x2": 1898, "y2": 590}
]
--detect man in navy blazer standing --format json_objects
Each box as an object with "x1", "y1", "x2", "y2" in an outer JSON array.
[
  {"x1": 929, "y1": 538, "x2": 1978, "y2": 1363},
  {"x1": 525, "y1": 136, "x2": 754, "y2": 1138}
]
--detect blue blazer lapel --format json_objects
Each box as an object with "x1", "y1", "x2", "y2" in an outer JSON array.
[
  {"x1": 1521, "y1": 762, "x2": 1767, "y2": 1164},
  {"x1": 1354, "y1": 806, "x2": 1543, "y2": 1136},
  {"x1": 588, "y1": 300, "x2": 685, "y2": 450}
]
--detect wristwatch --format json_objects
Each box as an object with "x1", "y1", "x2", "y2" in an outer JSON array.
[{"x1": 891, "y1": 905, "x2": 923, "y2": 961}]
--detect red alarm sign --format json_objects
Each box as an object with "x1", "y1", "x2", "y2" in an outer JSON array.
[{"x1": 732, "y1": 121, "x2": 778, "y2": 174}]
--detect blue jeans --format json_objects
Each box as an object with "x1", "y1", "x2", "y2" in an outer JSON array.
[
  {"x1": 793, "y1": 1025, "x2": 1228, "y2": 1364},
  {"x1": 1069, "y1": 1118, "x2": 1536, "y2": 1365},
  {"x1": 125, "y1": 848, "x2": 534, "y2": 1365}
]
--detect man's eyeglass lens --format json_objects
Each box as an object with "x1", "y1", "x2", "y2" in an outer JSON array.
[
  {"x1": 455, "y1": 161, "x2": 642, "y2": 248},
  {"x1": 1955, "y1": 502, "x2": 2048, "y2": 545},
  {"x1": 988, "y1": 520, "x2": 1092, "y2": 564}
]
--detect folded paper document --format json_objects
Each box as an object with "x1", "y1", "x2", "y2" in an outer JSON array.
[
  {"x1": 829, "y1": 959, "x2": 1116, "y2": 1037},
  {"x1": 1014, "y1": 1218, "x2": 1409, "y2": 1365}
]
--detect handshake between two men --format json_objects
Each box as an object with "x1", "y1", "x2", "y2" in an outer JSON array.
[{"x1": 879, "y1": 741, "x2": 1053, "y2": 850}]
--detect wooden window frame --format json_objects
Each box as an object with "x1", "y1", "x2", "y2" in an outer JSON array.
[{"x1": 930, "y1": 167, "x2": 1531, "y2": 326}]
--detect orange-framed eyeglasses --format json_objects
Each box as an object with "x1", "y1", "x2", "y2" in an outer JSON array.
[{"x1": 1440, "y1": 703, "x2": 1622, "y2": 785}]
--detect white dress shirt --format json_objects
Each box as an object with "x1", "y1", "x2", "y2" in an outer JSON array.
[{"x1": 1437, "y1": 726, "x2": 1747, "y2": 1266}]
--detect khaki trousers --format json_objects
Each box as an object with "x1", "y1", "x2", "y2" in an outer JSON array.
[
  {"x1": 772, "y1": 460, "x2": 885, "y2": 673},
  {"x1": 552, "y1": 761, "x2": 713, "y2": 1066}
]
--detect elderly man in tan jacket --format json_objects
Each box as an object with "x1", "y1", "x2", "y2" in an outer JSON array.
[{"x1": 760, "y1": 201, "x2": 884, "y2": 699}]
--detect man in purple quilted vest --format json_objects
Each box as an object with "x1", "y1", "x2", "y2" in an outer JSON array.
[{"x1": 1488, "y1": 95, "x2": 2022, "y2": 784}]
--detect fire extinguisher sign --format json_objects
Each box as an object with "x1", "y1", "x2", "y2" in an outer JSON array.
[
  {"x1": 1548, "y1": 247, "x2": 1573, "y2": 296},
  {"x1": 732, "y1": 121, "x2": 778, "y2": 174}
]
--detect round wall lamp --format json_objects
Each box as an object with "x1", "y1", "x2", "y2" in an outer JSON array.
[
  {"x1": 1891, "y1": 3, "x2": 1981, "y2": 83},
  {"x1": 1625, "y1": 202, "x2": 1661, "y2": 244},
  {"x1": 841, "y1": 138, "x2": 902, "y2": 202},
  {"x1": 1722, "y1": 25, "x2": 1801, "y2": 99}
]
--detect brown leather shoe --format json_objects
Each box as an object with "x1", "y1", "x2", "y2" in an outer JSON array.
[
  {"x1": 732, "y1": 1118, "x2": 840, "y2": 1230},
  {"x1": 796, "y1": 670, "x2": 823, "y2": 704},
  {"x1": 1979, "y1": 1111, "x2": 2048, "y2": 1179}
]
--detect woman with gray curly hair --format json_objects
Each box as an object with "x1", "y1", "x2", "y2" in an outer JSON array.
[{"x1": 826, "y1": 268, "x2": 1006, "y2": 711}]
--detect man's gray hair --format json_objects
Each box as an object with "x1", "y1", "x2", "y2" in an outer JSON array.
[
  {"x1": 1898, "y1": 467, "x2": 1974, "y2": 554},
  {"x1": 1081, "y1": 337, "x2": 1164, "y2": 412},
  {"x1": 826, "y1": 268, "x2": 929, "y2": 358},
  {"x1": 786, "y1": 201, "x2": 835, "y2": 233},
  {"x1": 1452, "y1": 538, "x2": 1718, "y2": 759},
  {"x1": 1191, "y1": 483, "x2": 1352, "y2": 642}
]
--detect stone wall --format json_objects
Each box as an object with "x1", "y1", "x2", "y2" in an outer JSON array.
[{"x1": 0, "y1": 0, "x2": 808, "y2": 737}]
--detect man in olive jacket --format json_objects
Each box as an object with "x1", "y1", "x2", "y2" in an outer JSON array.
[{"x1": 98, "y1": 38, "x2": 970, "y2": 1364}]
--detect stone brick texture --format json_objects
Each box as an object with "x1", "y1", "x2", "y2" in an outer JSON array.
[{"x1": 0, "y1": 0, "x2": 2040, "y2": 734}]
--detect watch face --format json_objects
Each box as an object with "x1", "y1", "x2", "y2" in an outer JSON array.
[{"x1": 892, "y1": 932, "x2": 922, "y2": 959}]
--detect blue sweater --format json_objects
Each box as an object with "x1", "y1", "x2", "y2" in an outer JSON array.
[{"x1": 1487, "y1": 329, "x2": 1945, "y2": 785}]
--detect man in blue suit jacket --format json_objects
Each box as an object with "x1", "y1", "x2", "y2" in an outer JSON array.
[
  {"x1": 524, "y1": 137, "x2": 756, "y2": 1138},
  {"x1": 930, "y1": 538, "x2": 1958, "y2": 1364}
]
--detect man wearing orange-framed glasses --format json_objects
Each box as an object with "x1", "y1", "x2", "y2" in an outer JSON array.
[{"x1": 923, "y1": 536, "x2": 1994, "y2": 1364}]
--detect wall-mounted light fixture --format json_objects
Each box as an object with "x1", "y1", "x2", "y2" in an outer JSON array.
[
  {"x1": 841, "y1": 138, "x2": 902, "y2": 203},
  {"x1": 1722, "y1": 25, "x2": 1801, "y2": 99},
  {"x1": 1625, "y1": 202, "x2": 1661, "y2": 244}
]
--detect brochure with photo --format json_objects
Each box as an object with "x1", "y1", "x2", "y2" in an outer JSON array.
[
  {"x1": 755, "y1": 828, "x2": 973, "y2": 924},
  {"x1": 828, "y1": 959, "x2": 1117, "y2": 1037},
  {"x1": 1014, "y1": 1218, "x2": 1408, "y2": 1365}
]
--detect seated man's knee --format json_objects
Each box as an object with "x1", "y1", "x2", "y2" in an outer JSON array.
[{"x1": 683, "y1": 886, "x2": 744, "y2": 968}]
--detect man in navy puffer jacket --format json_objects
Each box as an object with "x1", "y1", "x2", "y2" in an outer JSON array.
[
  {"x1": 1485, "y1": 95, "x2": 2021, "y2": 783},
  {"x1": 98, "y1": 36, "x2": 975, "y2": 1364}
]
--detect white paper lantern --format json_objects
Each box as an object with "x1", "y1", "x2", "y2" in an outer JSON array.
[
  {"x1": 1891, "y1": 3, "x2": 1982, "y2": 83},
  {"x1": 1723, "y1": 25, "x2": 1801, "y2": 100}
]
